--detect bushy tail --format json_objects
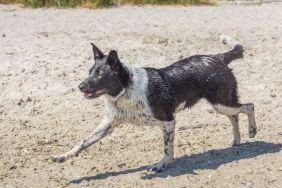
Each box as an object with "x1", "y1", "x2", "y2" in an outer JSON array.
[{"x1": 219, "y1": 35, "x2": 244, "y2": 64}]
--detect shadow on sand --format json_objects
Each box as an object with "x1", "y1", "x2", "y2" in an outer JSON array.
[{"x1": 70, "y1": 141, "x2": 282, "y2": 184}]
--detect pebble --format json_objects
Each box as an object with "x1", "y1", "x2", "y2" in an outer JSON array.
[
  {"x1": 178, "y1": 126, "x2": 189, "y2": 131},
  {"x1": 9, "y1": 165, "x2": 16, "y2": 170},
  {"x1": 178, "y1": 55, "x2": 184, "y2": 60},
  {"x1": 27, "y1": 97, "x2": 32, "y2": 102},
  {"x1": 143, "y1": 36, "x2": 153, "y2": 44},
  {"x1": 17, "y1": 99, "x2": 24, "y2": 106},
  {"x1": 40, "y1": 32, "x2": 49, "y2": 37},
  {"x1": 118, "y1": 163, "x2": 126, "y2": 168},
  {"x1": 270, "y1": 94, "x2": 276, "y2": 98},
  {"x1": 158, "y1": 38, "x2": 168, "y2": 44},
  {"x1": 47, "y1": 159, "x2": 53, "y2": 165}
]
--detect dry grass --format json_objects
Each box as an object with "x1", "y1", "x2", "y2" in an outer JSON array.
[{"x1": 0, "y1": 0, "x2": 216, "y2": 8}]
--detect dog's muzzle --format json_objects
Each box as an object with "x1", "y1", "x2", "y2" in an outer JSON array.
[
  {"x1": 78, "y1": 82, "x2": 107, "y2": 99},
  {"x1": 78, "y1": 82, "x2": 88, "y2": 92}
]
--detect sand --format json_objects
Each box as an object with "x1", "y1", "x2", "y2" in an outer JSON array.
[{"x1": 0, "y1": 3, "x2": 282, "y2": 188}]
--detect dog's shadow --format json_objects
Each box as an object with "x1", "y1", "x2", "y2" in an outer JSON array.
[{"x1": 70, "y1": 141, "x2": 281, "y2": 184}]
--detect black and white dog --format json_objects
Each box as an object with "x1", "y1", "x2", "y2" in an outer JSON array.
[{"x1": 51, "y1": 36, "x2": 257, "y2": 172}]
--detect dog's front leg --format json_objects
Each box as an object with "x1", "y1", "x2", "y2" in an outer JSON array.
[
  {"x1": 51, "y1": 118, "x2": 119, "y2": 163},
  {"x1": 147, "y1": 121, "x2": 175, "y2": 173}
]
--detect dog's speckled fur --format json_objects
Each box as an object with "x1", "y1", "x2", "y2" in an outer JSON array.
[{"x1": 51, "y1": 36, "x2": 257, "y2": 172}]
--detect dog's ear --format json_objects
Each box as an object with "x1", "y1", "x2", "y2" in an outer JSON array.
[
  {"x1": 107, "y1": 50, "x2": 121, "y2": 71},
  {"x1": 90, "y1": 43, "x2": 104, "y2": 59}
]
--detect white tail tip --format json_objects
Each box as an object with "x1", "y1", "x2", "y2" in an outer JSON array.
[{"x1": 219, "y1": 35, "x2": 240, "y2": 47}]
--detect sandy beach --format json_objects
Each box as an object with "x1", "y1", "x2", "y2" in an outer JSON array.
[{"x1": 0, "y1": 3, "x2": 282, "y2": 187}]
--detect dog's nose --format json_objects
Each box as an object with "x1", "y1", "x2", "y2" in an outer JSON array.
[{"x1": 78, "y1": 82, "x2": 87, "y2": 92}]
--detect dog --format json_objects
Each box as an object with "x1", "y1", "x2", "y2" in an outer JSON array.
[{"x1": 51, "y1": 35, "x2": 257, "y2": 173}]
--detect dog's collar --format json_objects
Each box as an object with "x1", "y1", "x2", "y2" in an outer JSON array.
[{"x1": 107, "y1": 88, "x2": 126, "y2": 101}]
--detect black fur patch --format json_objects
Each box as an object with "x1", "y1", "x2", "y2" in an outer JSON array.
[{"x1": 146, "y1": 49, "x2": 242, "y2": 121}]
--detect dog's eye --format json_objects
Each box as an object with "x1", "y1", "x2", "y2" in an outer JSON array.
[{"x1": 95, "y1": 70, "x2": 100, "y2": 75}]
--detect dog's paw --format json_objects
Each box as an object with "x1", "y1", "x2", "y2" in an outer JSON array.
[
  {"x1": 249, "y1": 126, "x2": 257, "y2": 138},
  {"x1": 229, "y1": 139, "x2": 240, "y2": 147},
  {"x1": 146, "y1": 161, "x2": 168, "y2": 173},
  {"x1": 51, "y1": 155, "x2": 66, "y2": 163}
]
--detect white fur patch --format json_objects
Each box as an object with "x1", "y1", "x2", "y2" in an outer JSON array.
[
  {"x1": 213, "y1": 104, "x2": 241, "y2": 115},
  {"x1": 219, "y1": 35, "x2": 241, "y2": 48},
  {"x1": 104, "y1": 64, "x2": 166, "y2": 127}
]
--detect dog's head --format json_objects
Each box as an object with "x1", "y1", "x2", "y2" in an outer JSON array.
[{"x1": 78, "y1": 43, "x2": 130, "y2": 99}]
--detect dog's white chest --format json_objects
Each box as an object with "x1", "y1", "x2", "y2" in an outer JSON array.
[
  {"x1": 117, "y1": 97, "x2": 157, "y2": 125},
  {"x1": 104, "y1": 66, "x2": 162, "y2": 126}
]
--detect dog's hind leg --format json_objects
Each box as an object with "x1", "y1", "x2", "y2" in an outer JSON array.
[
  {"x1": 227, "y1": 114, "x2": 240, "y2": 146},
  {"x1": 51, "y1": 118, "x2": 119, "y2": 163},
  {"x1": 239, "y1": 103, "x2": 257, "y2": 138},
  {"x1": 147, "y1": 120, "x2": 175, "y2": 173},
  {"x1": 212, "y1": 103, "x2": 257, "y2": 146}
]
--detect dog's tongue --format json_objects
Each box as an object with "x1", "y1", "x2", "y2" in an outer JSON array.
[
  {"x1": 84, "y1": 90, "x2": 105, "y2": 98},
  {"x1": 84, "y1": 92, "x2": 93, "y2": 98}
]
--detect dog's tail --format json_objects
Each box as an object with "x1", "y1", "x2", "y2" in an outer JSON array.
[{"x1": 218, "y1": 35, "x2": 244, "y2": 64}]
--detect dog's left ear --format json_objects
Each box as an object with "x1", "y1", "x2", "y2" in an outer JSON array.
[
  {"x1": 90, "y1": 43, "x2": 104, "y2": 59},
  {"x1": 107, "y1": 50, "x2": 121, "y2": 71}
]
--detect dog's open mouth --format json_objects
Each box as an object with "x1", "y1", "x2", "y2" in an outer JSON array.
[{"x1": 83, "y1": 89, "x2": 107, "y2": 99}]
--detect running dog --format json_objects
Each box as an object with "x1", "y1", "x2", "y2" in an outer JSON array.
[{"x1": 51, "y1": 36, "x2": 257, "y2": 172}]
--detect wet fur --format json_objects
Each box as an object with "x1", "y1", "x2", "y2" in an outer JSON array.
[{"x1": 51, "y1": 36, "x2": 257, "y2": 173}]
